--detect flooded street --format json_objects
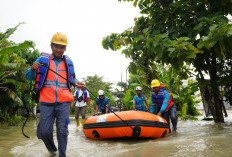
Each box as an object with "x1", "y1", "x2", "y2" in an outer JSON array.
[{"x1": 1, "y1": 111, "x2": 232, "y2": 157}]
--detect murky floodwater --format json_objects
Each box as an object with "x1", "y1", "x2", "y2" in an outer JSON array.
[{"x1": 1, "y1": 111, "x2": 232, "y2": 157}]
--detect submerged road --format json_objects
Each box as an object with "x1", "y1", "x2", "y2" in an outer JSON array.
[{"x1": 1, "y1": 111, "x2": 232, "y2": 157}]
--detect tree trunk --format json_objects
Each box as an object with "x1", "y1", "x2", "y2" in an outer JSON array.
[
  {"x1": 219, "y1": 89, "x2": 228, "y2": 117},
  {"x1": 206, "y1": 54, "x2": 224, "y2": 122},
  {"x1": 199, "y1": 84, "x2": 216, "y2": 117},
  {"x1": 197, "y1": 58, "x2": 224, "y2": 122},
  {"x1": 197, "y1": 69, "x2": 215, "y2": 118},
  {"x1": 209, "y1": 88, "x2": 224, "y2": 122}
]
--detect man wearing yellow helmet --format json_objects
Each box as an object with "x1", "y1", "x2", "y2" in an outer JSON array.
[
  {"x1": 150, "y1": 79, "x2": 178, "y2": 133},
  {"x1": 25, "y1": 32, "x2": 84, "y2": 157}
]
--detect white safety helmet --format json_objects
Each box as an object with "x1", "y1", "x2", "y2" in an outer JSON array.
[
  {"x1": 98, "y1": 90, "x2": 104, "y2": 96},
  {"x1": 135, "y1": 86, "x2": 142, "y2": 91}
]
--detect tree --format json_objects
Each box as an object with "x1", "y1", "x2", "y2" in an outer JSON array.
[
  {"x1": 120, "y1": 64, "x2": 201, "y2": 118},
  {"x1": 102, "y1": 0, "x2": 232, "y2": 122},
  {"x1": 82, "y1": 74, "x2": 114, "y2": 106},
  {"x1": 156, "y1": 64, "x2": 201, "y2": 118},
  {"x1": 0, "y1": 23, "x2": 38, "y2": 122},
  {"x1": 115, "y1": 73, "x2": 141, "y2": 110}
]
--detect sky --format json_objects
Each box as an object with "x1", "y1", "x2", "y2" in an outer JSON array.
[{"x1": 0, "y1": 0, "x2": 140, "y2": 86}]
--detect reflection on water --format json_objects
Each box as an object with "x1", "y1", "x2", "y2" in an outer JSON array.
[{"x1": 0, "y1": 112, "x2": 232, "y2": 157}]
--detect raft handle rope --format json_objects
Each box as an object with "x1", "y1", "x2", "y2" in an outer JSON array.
[
  {"x1": 22, "y1": 69, "x2": 34, "y2": 138},
  {"x1": 40, "y1": 63, "x2": 140, "y2": 137}
]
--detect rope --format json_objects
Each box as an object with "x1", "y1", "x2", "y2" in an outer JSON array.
[{"x1": 22, "y1": 69, "x2": 34, "y2": 138}]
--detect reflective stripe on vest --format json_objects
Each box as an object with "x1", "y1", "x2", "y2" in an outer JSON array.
[
  {"x1": 133, "y1": 94, "x2": 145, "y2": 108},
  {"x1": 152, "y1": 87, "x2": 174, "y2": 112},
  {"x1": 75, "y1": 88, "x2": 88, "y2": 102},
  {"x1": 35, "y1": 53, "x2": 74, "y2": 103}
]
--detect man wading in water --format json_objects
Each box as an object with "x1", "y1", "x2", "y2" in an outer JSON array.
[
  {"x1": 72, "y1": 86, "x2": 91, "y2": 127},
  {"x1": 25, "y1": 32, "x2": 84, "y2": 157},
  {"x1": 95, "y1": 90, "x2": 110, "y2": 115},
  {"x1": 150, "y1": 79, "x2": 178, "y2": 133}
]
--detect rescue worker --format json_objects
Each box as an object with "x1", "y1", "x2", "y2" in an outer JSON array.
[
  {"x1": 150, "y1": 79, "x2": 178, "y2": 133},
  {"x1": 25, "y1": 32, "x2": 84, "y2": 157},
  {"x1": 72, "y1": 86, "x2": 91, "y2": 127},
  {"x1": 133, "y1": 86, "x2": 149, "y2": 111},
  {"x1": 95, "y1": 90, "x2": 110, "y2": 115}
]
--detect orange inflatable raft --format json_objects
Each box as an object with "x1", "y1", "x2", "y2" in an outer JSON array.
[{"x1": 83, "y1": 111, "x2": 169, "y2": 140}]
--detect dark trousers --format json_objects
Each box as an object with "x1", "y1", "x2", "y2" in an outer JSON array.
[
  {"x1": 101, "y1": 109, "x2": 106, "y2": 114},
  {"x1": 168, "y1": 105, "x2": 178, "y2": 131},
  {"x1": 37, "y1": 102, "x2": 70, "y2": 157},
  {"x1": 157, "y1": 105, "x2": 178, "y2": 131}
]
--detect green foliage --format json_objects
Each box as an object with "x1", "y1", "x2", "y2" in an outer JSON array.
[
  {"x1": 181, "y1": 103, "x2": 188, "y2": 120},
  {"x1": 155, "y1": 64, "x2": 201, "y2": 118},
  {"x1": 128, "y1": 74, "x2": 140, "y2": 87},
  {"x1": 122, "y1": 88, "x2": 136, "y2": 110},
  {"x1": 0, "y1": 23, "x2": 38, "y2": 122},
  {"x1": 114, "y1": 72, "x2": 144, "y2": 111},
  {"x1": 117, "y1": 82, "x2": 127, "y2": 91},
  {"x1": 0, "y1": 41, "x2": 35, "y2": 63},
  {"x1": 0, "y1": 23, "x2": 35, "y2": 64},
  {"x1": 178, "y1": 81, "x2": 201, "y2": 120},
  {"x1": 180, "y1": 80, "x2": 201, "y2": 116},
  {"x1": 22, "y1": 49, "x2": 40, "y2": 65},
  {"x1": 0, "y1": 63, "x2": 29, "y2": 119},
  {"x1": 103, "y1": 0, "x2": 232, "y2": 122},
  {"x1": 122, "y1": 63, "x2": 201, "y2": 118},
  {"x1": 8, "y1": 115, "x2": 23, "y2": 126},
  {"x1": 82, "y1": 74, "x2": 114, "y2": 112}
]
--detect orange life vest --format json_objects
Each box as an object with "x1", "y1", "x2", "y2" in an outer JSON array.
[
  {"x1": 151, "y1": 85, "x2": 174, "y2": 112},
  {"x1": 37, "y1": 56, "x2": 74, "y2": 103},
  {"x1": 165, "y1": 93, "x2": 174, "y2": 112}
]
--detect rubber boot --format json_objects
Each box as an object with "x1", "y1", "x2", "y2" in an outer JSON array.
[
  {"x1": 76, "y1": 119, "x2": 80, "y2": 127},
  {"x1": 81, "y1": 119, "x2": 85, "y2": 126}
]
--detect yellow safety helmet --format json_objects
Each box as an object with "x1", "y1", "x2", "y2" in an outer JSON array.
[
  {"x1": 51, "y1": 32, "x2": 68, "y2": 45},
  {"x1": 151, "y1": 79, "x2": 160, "y2": 88}
]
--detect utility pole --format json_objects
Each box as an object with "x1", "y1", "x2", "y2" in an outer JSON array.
[
  {"x1": 125, "y1": 68, "x2": 128, "y2": 91},
  {"x1": 120, "y1": 72, "x2": 122, "y2": 111}
]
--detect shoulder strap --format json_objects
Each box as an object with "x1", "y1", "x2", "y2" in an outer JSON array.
[
  {"x1": 77, "y1": 89, "x2": 84, "y2": 97},
  {"x1": 81, "y1": 89, "x2": 84, "y2": 97}
]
